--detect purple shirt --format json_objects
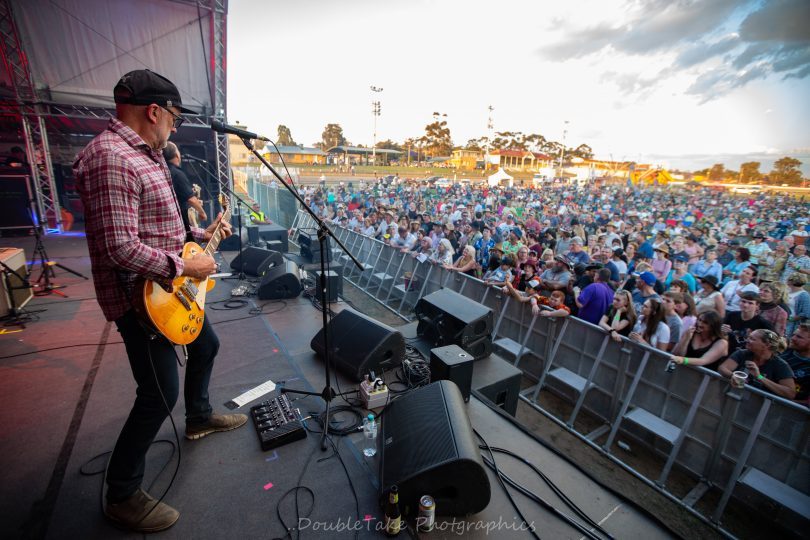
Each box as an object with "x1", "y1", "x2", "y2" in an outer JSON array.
[{"x1": 577, "y1": 282, "x2": 615, "y2": 325}]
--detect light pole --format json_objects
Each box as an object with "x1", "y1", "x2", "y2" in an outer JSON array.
[
  {"x1": 370, "y1": 85, "x2": 383, "y2": 167},
  {"x1": 485, "y1": 105, "x2": 494, "y2": 171},
  {"x1": 558, "y1": 120, "x2": 569, "y2": 180}
]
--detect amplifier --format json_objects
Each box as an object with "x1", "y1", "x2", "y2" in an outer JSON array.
[{"x1": 0, "y1": 248, "x2": 33, "y2": 316}]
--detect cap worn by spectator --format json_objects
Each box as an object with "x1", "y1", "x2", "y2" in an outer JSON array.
[
  {"x1": 512, "y1": 227, "x2": 522, "y2": 239},
  {"x1": 114, "y1": 69, "x2": 195, "y2": 113},
  {"x1": 638, "y1": 271, "x2": 657, "y2": 286},
  {"x1": 585, "y1": 262, "x2": 603, "y2": 271},
  {"x1": 673, "y1": 254, "x2": 688, "y2": 263}
]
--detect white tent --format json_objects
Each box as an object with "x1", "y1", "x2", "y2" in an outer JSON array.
[{"x1": 487, "y1": 168, "x2": 514, "y2": 187}]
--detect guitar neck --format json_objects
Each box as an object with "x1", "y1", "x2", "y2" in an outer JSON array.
[{"x1": 203, "y1": 208, "x2": 232, "y2": 256}]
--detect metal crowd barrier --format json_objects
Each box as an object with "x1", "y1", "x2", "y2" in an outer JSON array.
[{"x1": 291, "y1": 212, "x2": 810, "y2": 535}]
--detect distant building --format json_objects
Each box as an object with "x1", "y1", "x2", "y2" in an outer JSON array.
[
  {"x1": 262, "y1": 145, "x2": 327, "y2": 165},
  {"x1": 490, "y1": 149, "x2": 554, "y2": 172},
  {"x1": 326, "y1": 146, "x2": 402, "y2": 166},
  {"x1": 449, "y1": 149, "x2": 480, "y2": 169}
]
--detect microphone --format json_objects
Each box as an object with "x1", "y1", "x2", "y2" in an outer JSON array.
[
  {"x1": 183, "y1": 155, "x2": 208, "y2": 163},
  {"x1": 210, "y1": 120, "x2": 270, "y2": 141}
]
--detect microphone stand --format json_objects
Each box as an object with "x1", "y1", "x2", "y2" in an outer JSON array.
[
  {"x1": 233, "y1": 134, "x2": 363, "y2": 451},
  {"x1": 218, "y1": 182, "x2": 250, "y2": 283}
]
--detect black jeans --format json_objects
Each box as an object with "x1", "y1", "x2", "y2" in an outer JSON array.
[{"x1": 106, "y1": 310, "x2": 219, "y2": 502}]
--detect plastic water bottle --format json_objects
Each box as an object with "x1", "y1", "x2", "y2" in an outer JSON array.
[{"x1": 363, "y1": 414, "x2": 377, "y2": 457}]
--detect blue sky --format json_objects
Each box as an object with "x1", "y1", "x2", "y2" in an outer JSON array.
[{"x1": 227, "y1": 0, "x2": 810, "y2": 174}]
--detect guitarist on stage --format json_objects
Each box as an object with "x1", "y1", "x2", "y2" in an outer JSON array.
[
  {"x1": 74, "y1": 69, "x2": 246, "y2": 533},
  {"x1": 163, "y1": 141, "x2": 207, "y2": 230}
]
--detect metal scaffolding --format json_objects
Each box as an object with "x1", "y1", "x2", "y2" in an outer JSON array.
[
  {"x1": 0, "y1": 0, "x2": 230, "y2": 233},
  {"x1": 0, "y1": 0, "x2": 61, "y2": 230}
]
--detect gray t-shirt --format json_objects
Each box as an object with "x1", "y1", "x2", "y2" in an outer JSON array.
[{"x1": 665, "y1": 314, "x2": 683, "y2": 346}]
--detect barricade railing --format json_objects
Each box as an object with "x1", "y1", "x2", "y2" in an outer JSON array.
[{"x1": 290, "y1": 212, "x2": 810, "y2": 534}]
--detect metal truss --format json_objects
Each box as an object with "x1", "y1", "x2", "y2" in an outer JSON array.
[
  {"x1": 0, "y1": 0, "x2": 61, "y2": 231},
  {"x1": 208, "y1": 0, "x2": 230, "y2": 199}
]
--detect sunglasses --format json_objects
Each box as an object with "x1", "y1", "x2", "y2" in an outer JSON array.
[{"x1": 160, "y1": 106, "x2": 184, "y2": 129}]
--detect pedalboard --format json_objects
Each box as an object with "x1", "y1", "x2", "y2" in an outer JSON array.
[{"x1": 250, "y1": 394, "x2": 307, "y2": 451}]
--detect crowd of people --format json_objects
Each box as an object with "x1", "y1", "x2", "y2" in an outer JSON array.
[{"x1": 296, "y1": 177, "x2": 810, "y2": 405}]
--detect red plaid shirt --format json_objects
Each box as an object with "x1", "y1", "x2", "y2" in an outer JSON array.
[{"x1": 75, "y1": 118, "x2": 202, "y2": 321}]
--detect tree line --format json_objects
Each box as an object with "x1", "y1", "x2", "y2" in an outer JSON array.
[
  {"x1": 696, "y1": 157, "x2": 806, "y2": 186},
  {"x1": 275, "y1": 112, "x2": 594, "y2": 161},
  {"x1": 273, "y1": 119, "x2": 805, "y2": 184}
]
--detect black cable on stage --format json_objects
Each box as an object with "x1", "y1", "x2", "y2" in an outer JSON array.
[
  {"x1": 470, "y1": 389, "x2": 675, "y2": 536},
  {"x1": 474, "y1": 428, "x2": 541, "y2": 540},
  {"x1": 481, "y1": 445, "x2": 614, "y2": 539}
]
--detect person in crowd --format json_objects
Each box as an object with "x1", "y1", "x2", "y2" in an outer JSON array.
[
  {"x1": 599, "y1": 289, "x2": 637, "y2": 342},
  {"x1": 445, "y1": 244, "x2": 477, "y2": 276},
  {"x1": 695, "y1": 275, "x2": 725, "y2": 317},
  {"x1": 75, "y1": 69, "x2": 243, "y2": 532},
  {"x1": 721, "y1": 247, "x2": 751, "y2": 285},
  {"x1": 360, "y1": 217, "x2": 376, "y2": 236},
  {"x1": 715, "y1": 239, "x2": 734, "y2": 267},
  {"x1": 512, "y1": 261, "x2": 538, "y2": 291},
  {"x1": 566, "y1": 236, "x2": 591, "y2": 266},
  {"x1": 721, "y1": 266, "x2": 759, "y2": 312},
  {"x1": 744, "y1": 232, "x2": 772, "y2": 265},
  {"x1": 661, "y1": 292, "x2": 684, "y2": 352},
  {"x1": 691, "y1": 248, "x2": 723, "y2": 283},
  {"x1": 631, "y1": 271, "x2": 661, "y2": 314},
  {"x1": 757, "y1": 282, "x2": 789, "y2": 337},
  {"x1": 675, "y1": 292, "x2": 698, "y2": 333},
  {"x1": 430, "y1": 238, "x2": 454, "y2": 266},
  {"x1": 665, "y1": 255, "x2": 696, "y2": 293},
  {"x1": 719, "y1": 330, "x2": 796, "y2": 400},
  {"x1": 484, "y1": 255, "x2": 513, "y2": 287},
  {"x1": 722, "y1": 291, "x2": 773, "y2": 353},
  {"x1": 575, "y1": 267, "x2": 615, "y2": 325},
  {"x1": 782, "y1": 244, "x2": 810, "y2": 283},
  {"x1": 611, "y1": 248, "x2": 628, "y2": 279},
  {"x1": 670, "y1": 310, "x2": 728, "y2": 370},
  {"x1": 537, "y1": 290, "x2": 571, "y2": 318},
  {"x1": 390, "y1": 225, "x2": 417, "y2": 250},
  {"x1": 669, "y1": 236, "x2": 688, "y2": 261},
  {"x1": 779, "y1": 323, "x2": 810, "y2": 404},
  {"x1": 758, "y1": 241, "x2": 789, "y2": 283},
  {"x1": 786, "y1": 274, "x2": 810, "y2": 338},
  {"x1": 538, "y1": 255, "x2": 572, "y2": 294},
  {"x1": 630, "y1": 298, "x2": 670, "y2": 351},
  {"x1": 684, "y1": 234, "x2": 704, "y2": 270}
]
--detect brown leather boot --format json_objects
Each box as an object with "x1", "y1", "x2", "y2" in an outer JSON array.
[
  {"x1": 104, "y1": 489, "x2": 179, "y2": 532},
  {"x1": 185, "y1": 413, "x2": 248, "y2": 440}
]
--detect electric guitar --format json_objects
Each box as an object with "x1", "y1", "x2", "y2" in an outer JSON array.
[
  {"x1": 133, "y1": 196, "x2": 230, "y2": 345},
  {"x1": 188, "y1": 183, "x2": 202, "y2": 228}
]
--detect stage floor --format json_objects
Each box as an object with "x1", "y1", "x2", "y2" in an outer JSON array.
[{"x1": 0, "y1": 230, "x2": 678, "y2": 539}]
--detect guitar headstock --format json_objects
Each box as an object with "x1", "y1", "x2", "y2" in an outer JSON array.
[{"x1": 219, "y1": 194, "x2": 230, "y2": 212}]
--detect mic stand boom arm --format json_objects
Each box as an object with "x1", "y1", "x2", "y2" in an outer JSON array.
[{"x1": 235, "y1": 135, "x2": 363, "y2": 452}]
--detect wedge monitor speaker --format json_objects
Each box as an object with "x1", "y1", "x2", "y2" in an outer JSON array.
[
  {"x1": 310, "y1": 308, "x2": 405, "y2": 381},
  {"x1": 257, "y1": 261, "x2": 302, "y2": 300},
  {"x1": 0, "y1": 248, "x2": 33, "y2": 316},
  {"x1": 380, "y1": 380, "x2": 491, "y2": 517},
  {"x1": 230, "y1": 247, "x2": 283, "y2": 277},
  {"x1": 415, "y1": 289, "x2": 493, "y2": 347}
]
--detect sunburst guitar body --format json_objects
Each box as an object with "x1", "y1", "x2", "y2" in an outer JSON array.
[{"x1": 134, "y1": 198, "x2": 230, "y2": 345}]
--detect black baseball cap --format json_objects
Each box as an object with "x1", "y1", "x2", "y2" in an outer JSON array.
[{"x1": 113, "y1": 69, "x2": 195, "y2": 114}]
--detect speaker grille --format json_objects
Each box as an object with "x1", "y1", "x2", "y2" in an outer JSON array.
[
  {"x1": 380, "y1": 381, "x2": 490, "y2": 516},
  {"x1": 383, "y1": 383, "x2": 456, "y2": 479}
]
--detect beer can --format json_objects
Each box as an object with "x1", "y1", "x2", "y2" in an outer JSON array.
[{"x1": 417, "y1": 495, "x2": 435, "y2": 532}]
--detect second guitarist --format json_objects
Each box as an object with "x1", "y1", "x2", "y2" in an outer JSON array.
[
  {"x1": 164, "y1": 141, "x2": 207, "y2": 230},
  {"x1": 75, "y1": 69, "x2": 247, "y2": 534}
]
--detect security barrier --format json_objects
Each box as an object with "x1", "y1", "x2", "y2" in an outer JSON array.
[{"x1": 292, "y1": 212, "x2": 810, "y2": 535}]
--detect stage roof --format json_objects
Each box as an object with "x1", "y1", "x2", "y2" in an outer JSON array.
[{"x1": 3, "y1": 0, "x2": 216, "y2": 116}]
